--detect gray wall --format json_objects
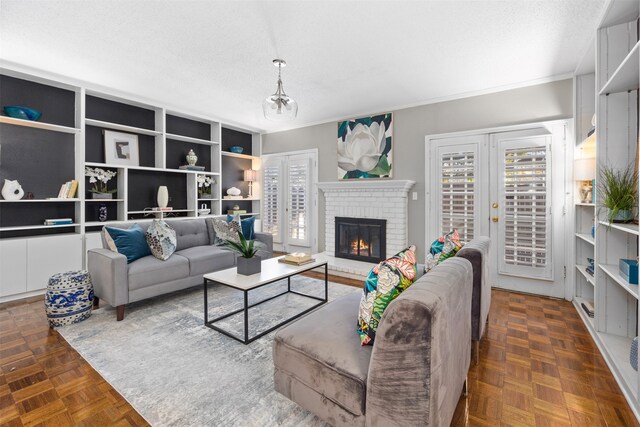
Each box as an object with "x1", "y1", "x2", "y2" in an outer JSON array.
[{"x1": 262, "y1": 79, "x2": 573, "y2": 260}]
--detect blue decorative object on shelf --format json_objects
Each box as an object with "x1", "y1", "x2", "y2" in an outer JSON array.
[
  {"x1": 619, "y1": 259, "x2": 639, "y2": 284},
  {"x1": 229, "y1": 146, "x2": 244, "y2": 154},
  {"x1": 631, "y1": 337, "x2": 638, "y2": 371},
  {"x1": 45, "y1": 270, "x2": 93, "y2": 327},
  {"x1": 3, "y1": 105, "x2": 42, "y2": 121}
]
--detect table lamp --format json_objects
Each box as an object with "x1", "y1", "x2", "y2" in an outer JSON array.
[
  {"x1": 244, "y1": 169, "x2": 257, "y2": 199},
  {"x1": 575, "y1": 158, "x2": 595, "y2": 203}
]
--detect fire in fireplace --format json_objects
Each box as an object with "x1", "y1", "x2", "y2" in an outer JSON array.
[{"x1": 335, "y1": 217, "x2": 386, "y2": 263}]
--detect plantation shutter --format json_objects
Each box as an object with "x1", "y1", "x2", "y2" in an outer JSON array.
[
  {"x1": 262, "y1": 157, "x2": 283, "y2": 243},
  {"x1": 287, "y1": 155, "x2": 311, "y2": 246},
  {"x1": 498, "y1": 137, "x2": 552, "y2": 280},
  {"x1": 440, "y1": 150, "x2": 476, "y2": 243}
]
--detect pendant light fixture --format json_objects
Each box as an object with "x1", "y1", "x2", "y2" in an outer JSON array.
[{"x1": 262, "y1": 59, "x2": 298, "y2": 121}]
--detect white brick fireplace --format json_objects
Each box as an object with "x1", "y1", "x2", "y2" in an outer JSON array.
[{"x1": 317, "y1": 180, "x2": 415, "y2": 279}]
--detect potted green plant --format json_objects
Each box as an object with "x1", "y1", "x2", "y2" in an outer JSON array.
[
  {"x1": 223, "y1": 231, "x2": 264, "y2": 275},
  {"x1": 598, "y1": 164, "x2": 638, "y2": 223}
]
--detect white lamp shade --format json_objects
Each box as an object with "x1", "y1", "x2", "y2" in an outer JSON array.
[
  {"x1": 244, "y1": 169, "x2": 258, "y2": 182},
  {"x1": 574, "y1": 158, "x2": 596, "y2": 181}
]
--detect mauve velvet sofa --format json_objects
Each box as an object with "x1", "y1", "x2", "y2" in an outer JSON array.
[
  {"x1": 456, "y1": 236, "x2": 491, "y2": 363},
  {"x1": 273, "y1": 257, "x2": 473, "y2": 427},
  {"x1": 88, "y1": 218, "x2": 272, "y2": 321}
]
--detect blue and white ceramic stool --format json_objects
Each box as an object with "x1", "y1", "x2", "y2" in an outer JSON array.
[{"x1": 45, "y1": 270, "x2": 94, "y2": 327}]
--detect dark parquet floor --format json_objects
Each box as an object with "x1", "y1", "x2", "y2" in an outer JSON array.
[{"x1": 0, "y1": 281, "x2": 637, "y2": 426}]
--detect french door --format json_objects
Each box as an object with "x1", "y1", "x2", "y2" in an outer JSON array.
[
  {"x1": 427, "y1": 123, "x2": 567, "y2": 298},
  {"x1": 262, "y1": 151, "x2": 317, "y2": 253}
]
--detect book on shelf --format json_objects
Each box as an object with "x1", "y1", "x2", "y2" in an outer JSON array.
[
  {"x1": 55, "y1": 180, "x2": 78, "y2": 198},
  {"x1": 57, "y1": 183, "x2": 66, "y2": 198},
  {"x1": 580, "y1": 301, "x2": 595, "y2": 318},
  {"x1": 44, "y1": 218, "x2": 74, "y2": 225},
  {"x1": 278, "y1": 257, "x2": 316, "y2": 266},
  {"x1": 67, "y1": 180, "x2": 78, "y2": 198},
  {"x1": 227, "y1": 209, "x2": 247, "y2": 215},
  {"x1": 178, "y1": 165, "x2": 206, "y2": 171},
  {"x1": 152, "y1": 207, "x2": 173, "y2": 211},
  {"x1": 223, "y1": 195, "x2": 244, "y2": 200},
  {"x1": 284, "y1": 252, "x2": 312, "y2": 264}
]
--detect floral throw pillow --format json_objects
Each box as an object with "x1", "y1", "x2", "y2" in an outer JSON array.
[
  {"x1": 424, "y1": 230, "x2": 462, "y2": 273},
  {"x1": 145, "y1": 220, "x2": 177, "y2": 261},
  {"x1": 210, "y1": 217, "x2": 242, "y2": 245},
  {"x1": 357, "y1": 245, "x2": 417, "y2": 346}
]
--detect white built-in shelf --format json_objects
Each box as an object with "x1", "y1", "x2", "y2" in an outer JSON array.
[
  {"x1": 84, "y1": 162, "x2": 219, "y2": 176},
  {"x1": 0, "y1": 224, "x2": 80, "y2": 232},
  {"x1": 0, "y1": 116, "x2": 80, "y2": 134},
  {"x1": 0, "y1": 199, "x2": 80, "y2": 203},
  {"x1": 85, "y1": 118, "x2": 161, "y2": 136},
  {"x1": 165, "y1": 133, "x2": 219, "y2": 145},
  {"x1": 599, "y1": 264, "x2": 639, "y2": 299},
  {"x1": 576, "y1": 265, "x2": 596, "y2": 286},
  {"x1": 198, "y1": 198, "x2": 219, "y2": 202},
  {"x1": 222, "y1": 151, "x2": 259, "y2": 160},
  {"x1": 85, "y1": 220, "x2": 123, "y2": 227},
  {"x1": 598, "y1": 220, "x2": 640, "y2": 236},
  {"x1": 222, "y1": 197, "x2": 261, "y2": 201},
  {"x1": 575, "y1": 202, "x2": 595, "y2": 207},
  {"x1": 599, "y1": 332, "x2": 637, "y2": 399},
  {"x1": 573, "y1": 297, "x2": 595, "y2": 327},
  {"x1": 127, "y1": 209, "x2": 194, "y2": 215},
  {"x1": 599, "y1": 41, "x2": 640, "y2": 95},
  {"x1": 576, "y1": 233, "x2": 595, "y2": 245},
  {"x1": 84, "y1": 199, "x2": 125, "y2": 202}
]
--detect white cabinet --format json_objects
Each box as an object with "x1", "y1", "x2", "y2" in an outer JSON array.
[
  {"x1": 0, "y1": 239, "x2": 28, "y2": 297},
  {"x1": 84, "y1": 232, "x2": 104, "y2": 266},
  {"x1": 0, "y1": 234, "x2": 82, "y2": 299}
]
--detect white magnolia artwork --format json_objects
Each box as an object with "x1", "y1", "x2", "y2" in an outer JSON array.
[{"x1": 337, "y1": 113, "x2": 393, "y2": 179}]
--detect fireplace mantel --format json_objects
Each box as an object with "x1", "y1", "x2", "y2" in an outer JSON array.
[{"x1": 317, "y1": 180, "x2": 415, "y2": 194}]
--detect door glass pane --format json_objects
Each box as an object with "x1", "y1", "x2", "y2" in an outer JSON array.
[{"x1": 441, "y1": 151, "x2": 474, "y2": 243}]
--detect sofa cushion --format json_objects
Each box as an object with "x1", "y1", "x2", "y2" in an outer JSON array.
[
  {"x1": 273, "y1": 292, "x2": 371, "y2": 416},
  {"x1": 209, "y1": 217, "x2": 242, "y2": 245},
  {"x1": 105, "y1": 224, "x2": 152, "y2": 264},
  {"x1": 175, "y1": 246, "x2": 235, "y2": 276},
  {"x1": 357, "y1": 245, "x2": 417, "y2": 345},
  {"x1": 145, "y1": 219, "x2": 177, "y2": 261},
  {"x1": 165, "y1": 219, "x2": 210, "y2": 251},
  {"x1": 128, "y1": 254, "x2": 190, "y2": 290},
  {"x1": 424, "y1": 229, "x2": 462, "y2": 273},
  {"x1": 227, "y1": 215, "x2": 255, "y2": 240}
]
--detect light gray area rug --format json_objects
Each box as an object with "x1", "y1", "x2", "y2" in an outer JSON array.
[{"x1": 58, "y1": 277, "x2": 360, "y2": 426}]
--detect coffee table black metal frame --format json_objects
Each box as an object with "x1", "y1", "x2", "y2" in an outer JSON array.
[{"x1": 203, "y1": 262, "x2": 328, "y2": 344}]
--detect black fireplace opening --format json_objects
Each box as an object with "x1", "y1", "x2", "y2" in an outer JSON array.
[{"x1": 335, "y1": 217, "x2": 387, "y2": 263}]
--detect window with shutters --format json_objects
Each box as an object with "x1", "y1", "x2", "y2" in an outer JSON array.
[
  {"x1": 440, "y1": 151, "x2": 475, "y2": 243},
  {"x1": 262, "y1": 160, "x2": 281, "y2": 241},
  {"x1": 288, "y1": 157, "x2": 310, "y2": 244},
  {"x1": 502, "y1": 146, "x2": 549, "y2": 269}
]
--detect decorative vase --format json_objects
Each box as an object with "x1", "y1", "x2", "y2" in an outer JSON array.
[
  {"x1": 98, "y1": 204, "x2": 108, "y2": 222},
  {"x1": 611, "y1": 209, "x2": 633, "y2": 223},
  {"x1": 237, "y1": 256, "x2": 261, "y2": 275},
  {"x1": 186, "y1": 149, "x2": 198, "y2": 166},
  {"x1": 91, "y1": 192, "x2": 113, "y2": 199},
  {"x1": 1, "y1": 179, "x2": 24, "y2": 200},
  {"x1": 157, "y1": 186, "x2": 169, "y2": 208}
]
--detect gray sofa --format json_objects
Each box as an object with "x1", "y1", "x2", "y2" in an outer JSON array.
[
  {"x1": 88, "y1": 218, "x2": 273, "y2": 321},
  {"x1": 456, "y1": 236, "x2": 491, "y2": 363},
  {"x1": 273, "y1": 257, "x2": 473, "y2": 427}
]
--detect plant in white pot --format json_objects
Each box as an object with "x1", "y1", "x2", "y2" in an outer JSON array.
[
  {"x1": 223, "y1": 231, "x2": 265, "y2": 275},
  {"x1": 85, "y1": 167, "x2": 118, "y2": 199},
  {"x1": 598, "y1": 164, "x2": 638, "y2": 223}
]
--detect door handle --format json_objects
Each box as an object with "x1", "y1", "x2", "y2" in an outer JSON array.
[
  {"x1": 492, "y1": 217, "x2": 499, "y2": 223},
  {"x1": 492, "y1": 202, "x2": 498, "y2": 208}
]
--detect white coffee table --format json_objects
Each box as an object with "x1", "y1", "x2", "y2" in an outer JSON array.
[{"x1": 203, "y1": 254, "x2": 328, "y2": 344}]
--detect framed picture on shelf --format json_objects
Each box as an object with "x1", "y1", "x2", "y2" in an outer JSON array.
[{"x1": 104, "y1": 130, "x2": 139, "y2": 166}]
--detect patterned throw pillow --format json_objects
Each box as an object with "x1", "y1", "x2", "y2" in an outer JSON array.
[
  {"x1": 145, "y1": 220, "x2": 177, "y2": 261},
  {"x1": 210, "y1": 217, "x2": 242, "y2": 245},
  {"x1": 357, "y1": 245, "x2": 418, "y2": 346},
  {"x1": 424, "y1": 230, "x2": 462, "y2": 273}
]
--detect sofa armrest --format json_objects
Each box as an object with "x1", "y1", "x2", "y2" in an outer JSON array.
[
  {"x1": 366, "y1": 257, "x2": 472, "y2": 427},
  {"x1": 456, "y1": 236, "x2": 491, "y2": 341},
  {"x1": 88, "y1": 248, "x2": 129, "y2": 307},
  {"x1": 254, "y1": 232, "x2": 274, "y2": 259}
]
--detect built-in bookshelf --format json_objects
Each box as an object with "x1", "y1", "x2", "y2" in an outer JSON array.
[
  {"x1": 572, "y1": 0, "x2": 640, "y2": 418},
  {"x1": 0, "y1": 66, "x2": 262, "y2": 301}
]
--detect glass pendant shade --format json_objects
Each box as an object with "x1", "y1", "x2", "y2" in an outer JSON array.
[{"x1": 263, "y1": 59, "x2": 298, "y2": 121}]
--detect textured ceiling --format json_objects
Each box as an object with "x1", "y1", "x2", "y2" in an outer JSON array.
[{"x1": 0, "y1": 0, "x2": 605, "y2": 133}]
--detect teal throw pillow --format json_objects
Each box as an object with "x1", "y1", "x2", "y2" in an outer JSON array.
[
  {"x1": 105, "y1": 224, "x2": 152, "y2": 263},
  {"x1": 227, "y1": 215, "x2": 255, "y2": 240}
]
